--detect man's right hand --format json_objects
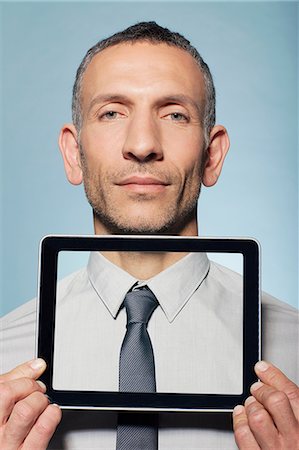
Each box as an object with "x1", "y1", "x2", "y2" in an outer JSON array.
[{"x1": 0, "y1": 359, "x2": 62, "y2": 449}]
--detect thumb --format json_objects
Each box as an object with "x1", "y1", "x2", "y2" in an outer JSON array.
[{"x1": 0, "y1": 358, "x2": 47, "y2": 382}]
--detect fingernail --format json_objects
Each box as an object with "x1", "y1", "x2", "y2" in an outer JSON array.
[
  {"x1": 29, "y1": 358, "x2": 46, "y2": 371},
  {"x1": 233, "y1": 405, "x2": 244, "y2": 416},
  {"x1": 244, "y1": 396, "x2": 256, "y2": 406},
  {"x1": 52, "y1": 403, "x2": 60, "y2": 409},
  {"x1": 36, "y1": 380, "x2": 47, "y2": 391},
  {"x1": 255, "y1": 360, "x2": 269, "y2": 372},
  {"x1": 250, "y1": 381, "x2": 263, "y2": 392}
]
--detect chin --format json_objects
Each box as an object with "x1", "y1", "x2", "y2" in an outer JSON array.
[
  {"x1": 94, "y1": 213, "x2": 177, "y2": 235},
  {"x1": 93, "y1": 203, "x2": 197, "y2": 236},
  {"x1": 109, "y1": 223, "x2": 173, "y2": 236},
  {"x1": 110, "y1": 218, "x2": 190, "y2": 236}
]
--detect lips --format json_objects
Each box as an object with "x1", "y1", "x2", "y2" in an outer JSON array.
[
  {"x1": 116, "y1": 175, "x2": 170, "y2": 193},
  {"x1": 117, "y1": 175, "x2": 169, "y2": 186}
]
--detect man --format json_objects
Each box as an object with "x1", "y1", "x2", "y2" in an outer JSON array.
[{"x1": 1, "y1": 22, "x2": 298, "y2": 449}]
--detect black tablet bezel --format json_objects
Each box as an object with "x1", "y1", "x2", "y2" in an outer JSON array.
[{"x1": 37, "y1": 235, "x2": 260, "y2": 411}]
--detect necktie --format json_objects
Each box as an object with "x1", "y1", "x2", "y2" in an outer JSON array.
[{"x1": 116, "y1": 287, "x2": 158, "y2": 450}]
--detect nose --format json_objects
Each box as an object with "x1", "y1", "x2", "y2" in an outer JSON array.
[{"x1": 122, "y1": 112, "x2": 163, "y2": 163}]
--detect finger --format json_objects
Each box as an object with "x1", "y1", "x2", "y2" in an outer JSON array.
[
  {"x1": 250, "y1": 381, "x2": 298, "y2": 438},
  {"x1": 3, "y1": 391, "x2": 49, "y2": 449},
  {"x1": 254, "y1": 361, "x2": 299, "y2": 417},
  {"x1": 244, "y1": 396, "x2": 279, "y2": 450},
  {"x1": 0, "y1": 359, "x2": 46, "y2": 383},
  {"x1": 0, "y1": 377, "x2": 47, "y2": 425},
  {"x1": 22, "y1": 404, "x2": 62, "y2": 450},
  {"x1": 233, "y1": 404, "x2": 260, "y2": 449}
]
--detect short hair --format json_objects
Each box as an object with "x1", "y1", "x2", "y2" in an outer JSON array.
[{"x1": 72, "y1": 21, "x2": 216, "y2": 143}]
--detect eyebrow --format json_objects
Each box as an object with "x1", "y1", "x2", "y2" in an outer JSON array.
[
  {"x1": 87, "y1": 94, "x2": 132, "y2": 115},
  {"x1": 87, "y1": 93, "x2": 203, "y2": 117},
  {"x1": 157, "y1": 94, "x2": 203, "y2": 116}
]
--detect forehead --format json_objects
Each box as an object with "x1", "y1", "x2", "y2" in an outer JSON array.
[{"x1": 80, "y1": 42, "x2": 206, "y2": 108}]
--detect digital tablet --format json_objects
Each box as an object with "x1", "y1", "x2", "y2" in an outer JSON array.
[{"x1": 37, "y1": 235, "x2": 260, "y2": 412}]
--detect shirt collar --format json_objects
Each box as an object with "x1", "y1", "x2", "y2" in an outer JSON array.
[{"x1": 87, "y1": 250, "x2": 210, "y2": 323}]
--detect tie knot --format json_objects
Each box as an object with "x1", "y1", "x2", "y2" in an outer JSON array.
[{"x1": 124, "y1": 288, "x2": 158, "y2": 325}]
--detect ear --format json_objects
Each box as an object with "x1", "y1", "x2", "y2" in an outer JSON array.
[
  {"x1": 202, "y1": 125, "x2": 230, "y2": 187},
  {"x1": 59, "y1": 124, "x2": 83, "y2": 185}
]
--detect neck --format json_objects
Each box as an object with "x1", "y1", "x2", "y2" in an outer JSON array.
[{"x1": 93, "y1": 217, "x2": 198, "y2": 279}]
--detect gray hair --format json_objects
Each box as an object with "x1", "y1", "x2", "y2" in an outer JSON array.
[{"x1": 72, "y1": 21, "x2": 216, "y2": 144}]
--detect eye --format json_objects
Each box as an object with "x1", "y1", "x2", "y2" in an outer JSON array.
[
  {"x1": 170, "y1": 112, "x2": 188, "y2": 121},
  {"x1": 101, "y1": 111, "x2": 119, "y2": 120},
  {"x1": 97, "y1": 107, "x2": 128, "y2": 121},
  {"x1": 162, "y1": 110, "x2": 189, "y2": 123}
]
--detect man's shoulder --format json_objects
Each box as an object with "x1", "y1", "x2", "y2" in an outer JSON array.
[
  {"x1": 209, "y1": 260, "x2": 243, "y2": 292},
  {"x1": 261, "y1": 290, "x2": 298, "y2": 317},
  {"x1": 56, "y1": 267, "x2": 90, "y2": 303},
  {"x1": 0, "y1": 298, "x2": 37, "y2": 372},
  {"x1": 1, "y1": 298, "x2": 36, "y2": 327},
  {"x1": 1, "y1": 267, "x2": 87, "y2": 327},
  {"x1": 261, "y1": 292, "x2": 298, "y2": 383},
  {"x1": 210, "y1": 260, "x2": 298, "y2": 319},
  {"x1": 209, "y1": 261, "x2": 298, "y2": 381},
  {"x1": 0, "y1": 267, "x2": 88, "y2": 373}
]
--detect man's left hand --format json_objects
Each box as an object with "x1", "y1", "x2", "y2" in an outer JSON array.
[{"x1": 233, "y1": 361, "x2": 299, "y2": 449}]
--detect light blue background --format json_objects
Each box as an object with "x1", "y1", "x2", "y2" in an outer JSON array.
[{"x1": 1, "y1": 1, "x2": 298, "y2": 316}]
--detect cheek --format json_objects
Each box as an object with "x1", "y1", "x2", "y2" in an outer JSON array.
[
  {"x1": 162, "y1": 127, "x2": 204, "y2": 166},
  {"x1": 80, "y1": 126, "x2": 124, "y2": 167},
  {"x1": 167, "y1": 144, "x2": 204, "y2": 178}
]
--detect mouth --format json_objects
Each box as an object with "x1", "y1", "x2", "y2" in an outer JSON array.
[{"x1": 116, "y1": 175, "x2": 170, "y2": 193}]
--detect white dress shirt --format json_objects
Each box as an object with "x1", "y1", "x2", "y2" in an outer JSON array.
[{"x1": 1, "y1": 252, "x2": 298, "y2": 450}]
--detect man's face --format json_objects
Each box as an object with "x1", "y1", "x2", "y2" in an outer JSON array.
[{"x1": 71, "y1": 42, "x2": 210, "y2": 235}]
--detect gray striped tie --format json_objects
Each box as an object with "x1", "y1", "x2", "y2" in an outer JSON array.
[{"x1": 116, "y1": 287, "x2": 158, "y2": 449}]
